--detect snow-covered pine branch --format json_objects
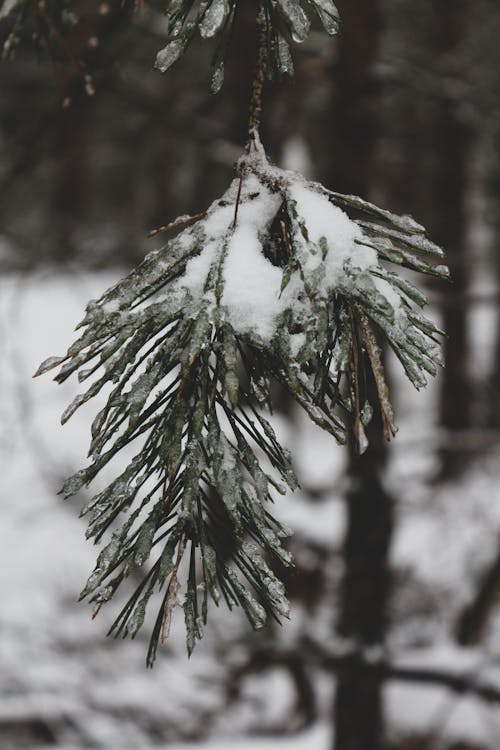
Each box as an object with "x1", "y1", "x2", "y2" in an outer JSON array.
[
  {"x1": 155, "y1": 0, "x2": 340, "y2": 89},
  {"x1": 35, "y1": 132, "x2": 448, "y2": 662}
]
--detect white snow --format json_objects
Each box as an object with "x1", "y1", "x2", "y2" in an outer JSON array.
[
  {"x1": 2, "y1": 270, "x2": 500, "y2": 748},
  {"x1": 386, "y1": 682, "x2": 495, "y2": 745},
  {"x1": 222, "y1": 222, "x2": 284, "y2": 340},
  {"x1": 181, "y1": 239, "x2": 219, "y2": 296},
  {"x1": 178, "y1": 155, "x2": 390, "y2": 349},
  {"x1": 180, "y1": 172, "x2": 285, "y2": 341},
  {"x1": 288, "y1": 183, "x2": 374, "y2": 278}
]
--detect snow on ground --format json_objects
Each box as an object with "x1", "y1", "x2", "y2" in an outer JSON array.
[
  {"x1": 2, "y1": 270, "x2": 500, "y2": 748},
  {"x1": 124, "y1": 724, "x2": 330, "y2": 750}
]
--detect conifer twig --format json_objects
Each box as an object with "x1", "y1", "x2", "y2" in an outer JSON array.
[
  {"x1": 148, "y1": 211, "x2": 207, "y2": 238},
  {"x1": 161, "y1": 534, "x2": 185, "y2": 644},
  {"x1": 247, "y1": 5, "x2": 268, "y2": 146},
  {"x1": 232, "y1": 166, "x2": 244, "y2": 228},
  {"x1": 354, "y1": 305, "x2": 397, "y2": 441},
  {"x1": 348, "y1": 304, "x2": 363, "y2": 455}
]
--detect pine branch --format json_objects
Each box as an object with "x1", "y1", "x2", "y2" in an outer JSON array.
[
  {"x1": 35, "y1": 133, "x2": 447, "y2": 661},
  {"x1": 154, "y1": 0, "x2": 340, "y2": 88},
  {"x1": 0, "y1": 0, "x2": 340, "y2": 92}
]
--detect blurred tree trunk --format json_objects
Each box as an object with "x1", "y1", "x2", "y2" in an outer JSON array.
[
  {"x1": 319, "y1": 0, "x2": 381, "y2": 195},
  {"x1": 53, "y1": 88, "x2": 87, "y2": 262},
  {"x1": 435, "y1": 100, "x2": 472, "y2": 476},
  {"x1": 334, "y1": 421, "x2": 393, "y2": 750},
  {"x1": 432, "y1": 0, "x2": 474, "y2": 478},
  {"x1": 456, "y1": 128, "x2": 500, "y2": 646},
  {"x1": 487, "y1": 130, "x2": 500, "y2": 428},
  {"x1": 324, "y1": 2, "x2": 393, "y2": 749}
]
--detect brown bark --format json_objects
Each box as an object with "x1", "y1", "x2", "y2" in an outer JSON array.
[
  {"x1": 432, "y1": 1, "x2": 474, "y2": 478},
  {"x1": 436, "y1": 108, "x2": 473, "y2": 476},
  {"x1": 325, "y1": 2, "x2": 392, "y2": 749},
  {"x1": 487, "y1": 131, "x2": 500, "y2": 428}
]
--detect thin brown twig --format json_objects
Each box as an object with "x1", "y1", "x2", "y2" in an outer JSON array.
[
  {"x1": 161, "y1": 456, "x2": 179, "y2": 517},
  {"x1": 247, "y1": 5, "x2": 268, "y2": 144},
  {"x1": 232, "y1": 166, "x2": 245, "y2": 229},
  {"x1": 148, "y1": 210, "x2": 207, "y2": 238},
  {"x1": 91, "y1": 602, "x2": 104, "y2": 619},
  {"x1": 348, "y1": 304, "x2": 363, "y2": 454},
  {"x1": 160, "y1": 534, "x2": 185, "y2": 644},
  {"x1": 353, "y1": 304, "x2": 397, "y2": 441}
]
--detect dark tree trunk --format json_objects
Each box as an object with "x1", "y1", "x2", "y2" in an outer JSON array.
[
  {"x1": 456, "y1": 128, "x2": 500, "y2": 646},
  {"x1": 487, "y1": 130, "x2": 500, "y2": 428},
  {"x1": 334, "y1": 413, "x2": 393, "y2": 750},
  {"x1": 338, "y1": 435, "x2": 393, "y2": 645},
  {"x1": 435, "y1": 100, "x2": 473, "y2": 477},
  {"x1": 432, "y1": 0, "x2": 474, "y2": 478},
  {"x1": 334, "y1": 662, "x2": 384, "y2": 750},
  {"x1": 324, "y1": 2, "x2": 393, "y2": 749},
  {"x1": 318, "y1": 0, "x2": 382, "y2": 194}
]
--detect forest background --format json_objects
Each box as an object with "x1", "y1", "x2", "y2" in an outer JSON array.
[{"x1": 1, "y1": 1, "x2": 500, "y2": 748}]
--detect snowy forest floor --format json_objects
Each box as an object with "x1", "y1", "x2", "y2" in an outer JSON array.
[{"x1": 1, "y1": 270, "x2": 500, "y2": 749}]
